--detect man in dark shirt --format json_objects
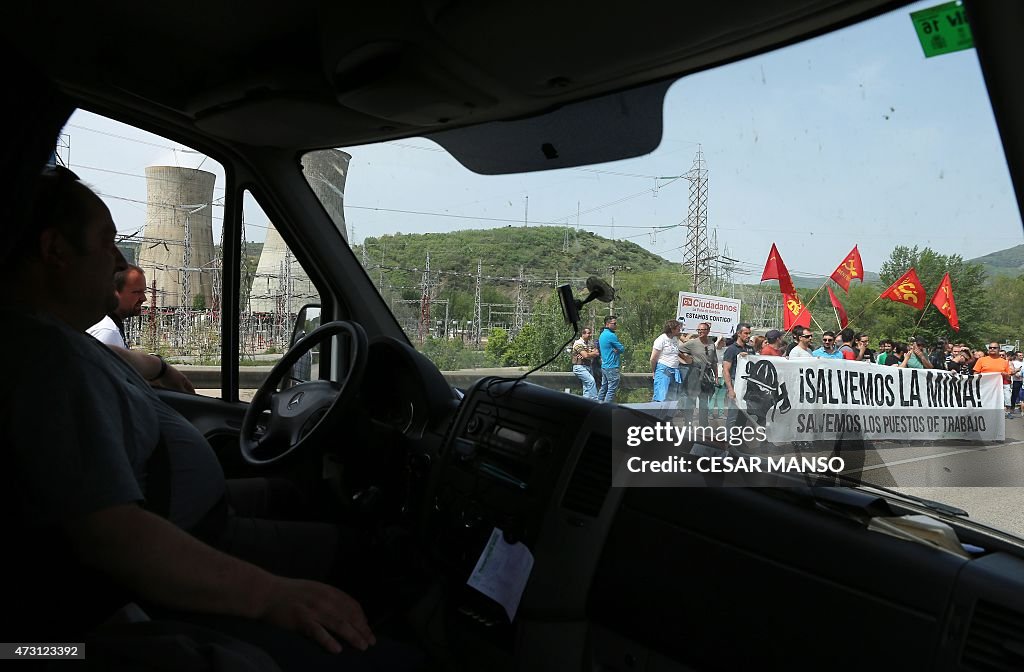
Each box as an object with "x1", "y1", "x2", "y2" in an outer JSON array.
[
  {"x1": 3, "y1": 167, "x2": 379, "y2": 666},
  {"x1": 722, "y1": 323, "x2": 755, "y2": 431},
  {"x1": 852, "y1": 332, "x2": 875, "y2": 363}
]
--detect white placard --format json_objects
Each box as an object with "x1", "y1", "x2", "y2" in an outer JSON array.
[{"x1": 676, "y1": 292, "x2": 741, "y2": 337}]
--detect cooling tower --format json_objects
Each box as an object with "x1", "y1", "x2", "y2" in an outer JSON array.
[
  {"x1": 248, "y1": 150, "x2": 351, "y2": 313},
  {"x1": 300, "y1": 149, "x2": 351, "y2": 240},
  {"x1": 249, "y1": 226, "x2": 320, "y2": 314},
  {"x1": 136, "y1": 166, "x2": 216, "y2": 309}
]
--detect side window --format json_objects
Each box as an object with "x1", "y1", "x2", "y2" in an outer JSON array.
[
  {"x1": 240, "y1": 192, "x2": 321, "y2": 399},
  {"x1": 63, "y1": 110, "x2": 226, "y2": 398}
]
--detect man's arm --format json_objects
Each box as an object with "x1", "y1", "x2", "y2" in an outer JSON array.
[
  {"x1": 722, "y1": 357, "x2": 734, "y2": 398},
  {"x1": 66, "y1": 503, "x2": 375, "y2": 654},
  {"x1": 106, "y1": 346, "x2": 195, "y2": 394}
]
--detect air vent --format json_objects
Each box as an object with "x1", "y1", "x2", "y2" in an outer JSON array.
[
  {"x1": 561, "y1": 434, "x2": 612, "y2": 517},
  {"x1": 962, "y1": 600, "x2": 1024, "y2": 671}
]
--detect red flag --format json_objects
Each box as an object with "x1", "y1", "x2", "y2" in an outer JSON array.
[
  {"x1": 881, "y1": 268, "x2": 927, "y2": 310},
  {"x1": 930, "y1": 272, "x2": 959, "y2": 332},
  {"x1": 783, "y1": 292, "x2": 811, "y2": 331},
  {"x1": 827, "y1": 286, "x2": 848, "y2": 328},
  {"x1": 761, "y1": 243, "x2": 796, "y2": 296},
  {"x1": 830, "y1": 245, "x2": 864, "y2": 292}
]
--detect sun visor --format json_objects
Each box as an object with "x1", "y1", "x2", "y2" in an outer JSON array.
[{"x1": 426, "y1": 79, "x2": 671, "y2": 175}]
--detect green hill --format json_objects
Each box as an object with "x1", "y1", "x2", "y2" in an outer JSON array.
[
  {"x1": 357, "y1": 226, "x2": 680, "y2": 289},
  {"x1": 969, "y1": 244, "x2": 1024, "y2": 278}
]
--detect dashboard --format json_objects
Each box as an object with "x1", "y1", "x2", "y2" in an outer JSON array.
[{"x1": 407, "y1": 373, "x2": 1024, "y2": 671}]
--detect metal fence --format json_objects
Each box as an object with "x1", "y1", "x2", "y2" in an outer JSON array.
[{"x1": 124, "y1": 309, "x2": 298, "y2": 360}]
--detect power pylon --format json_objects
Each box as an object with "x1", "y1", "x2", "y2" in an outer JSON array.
[{"x1": 681, "y1": 145, "x2": 711, "y2": 293}]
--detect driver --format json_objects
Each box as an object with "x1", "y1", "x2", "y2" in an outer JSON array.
[{"x1": 1, "y1": 166, "x2": 380, "y2": 666}]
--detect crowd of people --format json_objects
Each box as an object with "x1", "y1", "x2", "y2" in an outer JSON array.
[{"x1": 572, "y1": 318, "x2": 1024, "y2": 422}]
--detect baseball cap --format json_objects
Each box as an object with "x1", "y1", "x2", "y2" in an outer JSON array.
[{"x1": 765, "y1": 329, "x2": 783, "y2": 343}]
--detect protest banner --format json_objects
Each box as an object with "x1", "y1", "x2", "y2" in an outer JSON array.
[{"x1": 733, "y1": 357, "x2": 1004, "y2": 442}]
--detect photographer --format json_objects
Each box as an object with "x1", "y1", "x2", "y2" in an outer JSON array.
[
  {"x1": 947, "y1": 345, "x2": 973, "y2": 375},
  {"x1": 899, "y1": 336, "x2": 934, "y2": 369}
]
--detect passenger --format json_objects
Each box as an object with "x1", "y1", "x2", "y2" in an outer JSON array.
[{"x1": 87, "y1": 262, "x2": 195, "y2": 393}]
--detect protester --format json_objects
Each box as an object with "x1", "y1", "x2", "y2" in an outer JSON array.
[
  {"x1": 875, "y1": 339, "x2": 895, "y2": 365},
  {"x1": 899, "y1": 337, "x2": 934, "y2": 369},
  {"x1": 679, "y1": 322, "x2": 718, "y2": 425},
  {"x1": 788, "y1": 328, "x2": 815, "y2": 359},
  {"x1": 836, "y1": 328, "x2": 856, "y2": 360},
  {"x1": 760, "y1": 329, "x2": 786, "y2": 356},
  {"x1": 947, "y1": 345, "x2": 973, "y2": 375},
  {"x1": 1013, "y1": 352, "x2": 1024, "y2": 416},
  {"x1": 812, "y1": 331, "x2": 843, "y2": 359},
  {"x1": 598, "y1": 315, "x2": 625, "y2": 403},
  {"x1": 571, "y1": 327, "x2": 600, "y2": 399},
  {"x1": 722, "y1": 323, "x2": 754, "y2": 431},
  {"x1": 650, "y1": 319, "x2": 683, "y2": 403},
  {"x1": 974, "y1": 342, "x2": 1014, "y2": 418},
  {"x1": 852, "y1": 332, "x2": 874, "y2": 363}
]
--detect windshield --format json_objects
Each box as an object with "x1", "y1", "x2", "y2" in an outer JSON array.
[{"x1": 308, "y1": 2, "x2": 1024, "y2": 532}]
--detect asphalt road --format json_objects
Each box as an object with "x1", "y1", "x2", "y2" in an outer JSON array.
[
  {"x1": 885, "y1": 416, "x2": 1024, "y2": 539},
  {"x1": 760, "y1": 417, "x2": 1024, "y2": 538}
]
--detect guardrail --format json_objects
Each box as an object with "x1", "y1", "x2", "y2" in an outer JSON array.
[{"x1": 180, "y1": 366, "x2": 654, "y2": 394}]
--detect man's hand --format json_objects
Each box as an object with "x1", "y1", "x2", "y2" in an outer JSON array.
[
  {"x1": 258, "y1": 577, "x2": 376, "y2": 654},
  {"x1": 152, "y1": 363, "x2": 196, "y2": 394}
]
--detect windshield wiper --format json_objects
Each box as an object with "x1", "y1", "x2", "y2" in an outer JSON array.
[{"x1": 829, "y1": 473, "x2": 969, "y2": 518}]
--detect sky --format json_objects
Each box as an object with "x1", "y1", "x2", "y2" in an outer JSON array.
[{"x1": 63, "y1": 0, "x2": 1022, "y2": 283}]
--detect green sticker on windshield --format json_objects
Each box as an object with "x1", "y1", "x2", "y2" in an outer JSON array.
[{"x1": 910, "y1": 1, "x2": 973, "y2": 58}]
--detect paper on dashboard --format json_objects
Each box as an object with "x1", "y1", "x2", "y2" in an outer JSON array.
[{"x1": 466, "y1": 528, "x2": 535, "y2": 622}]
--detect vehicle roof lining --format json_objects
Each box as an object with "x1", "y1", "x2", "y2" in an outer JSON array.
[{"x1": 9, "y1": 0, "x2": 908, "y2": 173}]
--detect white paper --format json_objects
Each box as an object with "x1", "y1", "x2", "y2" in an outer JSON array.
[{"x1": 466, "y1": 528, "x2": 535, "y2": 622}]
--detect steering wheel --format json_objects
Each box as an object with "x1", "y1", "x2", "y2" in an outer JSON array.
[{"x1": 240, "y1": 320, "x2": 367, "y2": 466}]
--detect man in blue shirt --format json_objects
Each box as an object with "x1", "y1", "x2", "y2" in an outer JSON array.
[
  {"x1": 598, "y1": 315, "x2": 625, "y2": 403},
  {"x1": 812, "y1": 331, "x2": 844, "y2": 359}
]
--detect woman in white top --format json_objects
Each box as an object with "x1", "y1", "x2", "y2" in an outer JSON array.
[{"x1": 650, "y1": 319, "x2": 682, "y2": 402}]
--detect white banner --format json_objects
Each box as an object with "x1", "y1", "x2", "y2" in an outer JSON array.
[
  {"x1": 676, "y1": 292, "x2": 741, "y2": 337},
  {"x1": 732, "y1": 357, "x2": 1005, "y2": 442}
]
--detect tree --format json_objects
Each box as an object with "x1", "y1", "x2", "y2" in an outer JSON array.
[
  {"x1": 869, "y1": 246, "x2": 991, "y2": 344},
  {"x1": 612, "y1": 270, "x2": 688, "y2": 372},
  {"x1": 502, "y1": 292, "x2": 574, "y2": 370},
  {"x1": 484, "y1": 327, "x2": 510, "y2": 365}
]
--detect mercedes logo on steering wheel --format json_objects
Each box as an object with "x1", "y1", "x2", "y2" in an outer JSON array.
[{"x1": 287, "y1": 391, "x2": 305, "y2": 409}]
